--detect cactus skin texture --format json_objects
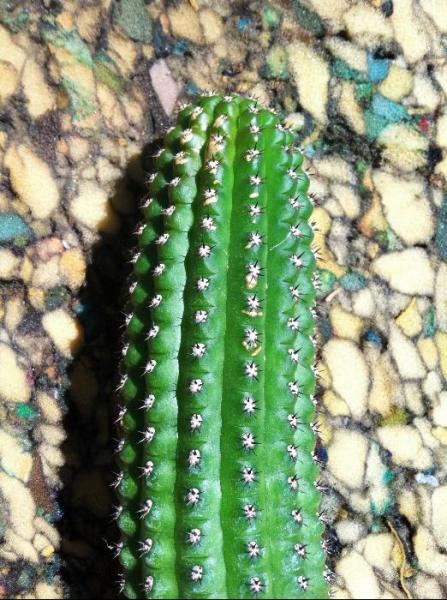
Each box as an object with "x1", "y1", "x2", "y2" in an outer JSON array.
[{"x1": 115, "y1": 94, "x2": 329, "y2": 599}]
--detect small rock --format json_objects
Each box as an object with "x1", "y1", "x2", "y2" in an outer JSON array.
[
  {"x1": 344, "y1": 3, "x2": 393, "y2": 46},
  {"x1": 337, "y1": 80, "x2": 366, "y2": 135},
  {"x1": 415, "y1": 472, "x2": 439, "y2": 487},
  {"x1": 32, "y1": 256, "x2": 60, "y2": 290},
  {"x1": 36, "y1": 391, "x2": 63, "y2": 424},
  {"x1": 328, "y1": 429, "x2": 368, "y2": 489},
  {"x1": 326, "y1": 37, "x2": 367, "y2": 72},
  {"x1": 373, "y1": 170, "x2": 433, "y2": 245},
  {"x1": 377, "y1": 425, "x2": 432, "y2": 469},
  {"x1": 412, "y1": 73, "x2": 440, "y2": 112},
  {"x1": 414, "y1": 526, "x2": 447, "y2": 576},
  {"x1": 352, "y1": 287, "x2": 375, "y2": 318},
  {"x1": 168, "y1": 2, "x2": 204, "y2": 44},
  {"x1": 336, "y1": 519, "x2": 366, "y2": 545},
  {"x1": 435, "y1": 198, "x2": 447, "y2": 261},
  {"x1": 150, "y1": 59, "x2": 181, "y2": 117},
  {"x1": 113, "y1": 0, "x2": 152, "y2": 43},
  {"x1": 395, "y1": 298, "x2": 422, "y2": 337},
  {"x1": 0, "y1": 248, "x2": 20, "y2": 279},
  {"x1": 378, "y1": 123, "x2": 428, "y2": 172},
  {"x1": 372, "y1": 248, "x2": 435, "y2": 296},
  {"x1": 35, "y1": 582, "x2": 62, "y2": 599},
  {"x1": 323, "y1": 389, "x2": 350, "y2": 417},
  {"x1": 42, "y1": 309, "x2": 84, "y2": 357},
  {"x1": 435, "y1": 331, "x2": 447, "y2": 380},
  {"x1": 5, "y1": 143, "x2": 59, "y2": 219},
  {"x1": 22, "y1": 58, "x2": 56, "y2": 118},
  {"x1": 0, "y1": 472, "x2": 35, "y2": 539},
  {"x1": 324, "y1": 338, "x2": 369, "y2": 419},
  {"x1": 435, "y1": 264, "x2": 447, "y2": 332},
  {"x1": 329, "y1": 303, "x2": 364, "y2": 342},
  {"x1": 413, "y1": 574, "x2": 443, "y2": 600},
  {"x1": 378, "y1": 64, "x2": 413, "y2": 101},
  {"x1": 60, "y1": 248, "x2": 86, "y2": 290},
  {"x1": 0, "y1": 61, "x2": 19, "y2": 103},
  {"x1": 389, "y1": 322, "x2": 426, "y2": 379},
  {"x1": 433, "y1": 391, "x2": 447, "y2": 427},
  {"x1": 368, "y1": 352, "x2": 400, "y2": 416},
  {"x1": 35, "y1": 237, "x2": 63, "y2": 262},
  {"x1": 331, "y1": 183, "x2": 361, "y2": 219},
  {"x1": 0, "y1": 213, "x2": 32, "y2": 243},
  {"x1": 432, "y1": 486, "x2": 447, "y2": 549},
  {"x1": 199, "y1": 9, "x2": 223, "y2": 45},
  {"x1": 418, "y1": 338, "x2": 439, "y2": 370},
  {"x1": 337, "y1": 549, "x2": 381, "y2": 598},
  {"x1": 339, "y1": 271, "x2": 368, "y2": 292},
  {"x1": 0, "y1": 343, "x2": 31, "y2": 404},
  {"x1": 404, "y1": 382, "x2": 424, "y2": 415},
  {"x1": 420, "y1": 0, "x2": 447, "y2": 32},
  {"x1": 287, "y1": 40, "x2": 329, "y2": 123},
  {"x1": 391, "y1": 0, "x2": 430, "y2": 64},
  {"x1": 70, "y1": 180, "x2": 119, "y2": 232},
  {"x1": 362, "y1": 533, "x2": 395, "y2": 580},
  {"x1": 0, "y1": 430, "x2": 32, "y2": 483}
]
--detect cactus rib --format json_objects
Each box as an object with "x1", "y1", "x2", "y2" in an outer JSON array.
[{"x1": 116, "y1": 94, "x2": 329, "y2": 599}]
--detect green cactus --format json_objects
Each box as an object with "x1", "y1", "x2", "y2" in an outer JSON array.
[{"x1": 114, "y1": 93, "x2": 330, "y2": 599}]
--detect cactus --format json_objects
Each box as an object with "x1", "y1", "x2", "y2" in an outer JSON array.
[{"x1": 114, "y1": 93, "x2": 329, "y2": 599}]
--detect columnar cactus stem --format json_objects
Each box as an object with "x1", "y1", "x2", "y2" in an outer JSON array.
[{"x1": 116, "y1": 94, "x2": 329, "y2": 599}]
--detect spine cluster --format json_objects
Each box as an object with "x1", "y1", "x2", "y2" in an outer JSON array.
[{"x1": 113, "y1": 94, "x2": 330, "y2": 599}]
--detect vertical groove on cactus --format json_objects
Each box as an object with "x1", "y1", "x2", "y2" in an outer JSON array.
[{"x1": 116, "y1": 94, "x2": 329, "y2": 599}]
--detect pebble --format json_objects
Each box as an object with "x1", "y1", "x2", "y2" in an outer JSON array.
[
  {"x1": 352, "y1": 287, "x2": 375, "y2": 318},
  {"x1": 434, "y1": 331, "x2": 447, "y2": 379},
  {"x1": 325, "y1": 37, "x2": 368, "y2": 72},
  {"x1": 362, "y1": 533, "x2": 395, "y2": 580},
  {"x1": 330, "y1": 303, "x2": 364, "y2": 342},
  {"x1": 150, "y1": 59, "x2": 181, "y2": 117},
  {"x1": 377, "y1": 425, "x2": 433, "y2": 469},
  {"x1": 168, "y1": 2, "x2": 204, "y2": 44},
  {"x1": 395, "y1": 298, "x2": 422, "y2": 337},
  {"x1": 59, "y1": 248, "x2": 86, "y2": 290},
  {"x1": 337, "y1": 549, "x2": 381, "y2": 599},
  {"x1": 0, "y1": 430, "x2": 32, "y2": 483},
  {"x1": 42, "y1": 309, "x2": 84, "y2": 358},
  {"x1": 378, "y1": 123, "x2": 428, "y2": 172},
  {"x1": 0, "y1": 472, "x2": 35, "y2": 540},
  {"x1": 4, "y1": 144, "x2": 59, "y2": 220},
  {"x1": 113, "y1": 0, "x2": 152, "y2": 43},
  {"x1": 368, "y1": 352, "x2": 399, "y2": 416},
  {"x1": 414, "y1": 526, "x2": 447, "y2": 576},
  {"x1": 372, "y1": 248, "x2": 435, "y2": 295},
  {"x1": 331, "y1": 183, "x2": 361, "y2": 219},
  {"x1": 418, "y1": 337, "x2": 439, "y2": 370},
  {"x1": 391, "y1": 0, "x2": 431, "y2": 64},
  {"x1": 0, "y1": 343, "x2": 31, "y2": 404},
  {"x1": 324, "y1": 338, "x2": 369, "y2": 419},
  {"x1": 336, "y1": 519, "x2": 366, "y2": 545},
  {"x1": 373, "y1": 170, "x2": 433, "y2": 245},
  {"x1": 0, "y1": 213, "x2": 32, "y2": 243},
  {"x1": 413, "y1": 574, "x2": 443, "y2": 600},
  {"x1": 432, "y1": 485, "x2": 447, "y2": 549},
  {"x1": 337, "y1": 80, "x2": 366, "y2": 134},
  {"x1": 32, "y1": 256, "x2": 60, "y2": 290},
  {"x1": 328, "y1": 429, "x2": 368, "y2": 489},
  {"x1": 412, "y1": 73, "x2": 440, "y2": 112},
  {"x1": 435, "y1": 198, "x2": 447, "y2": 261},
  {"x1": 199, "y1": 9, "x2": 224, "y2": 45},
  {"x1": 433, "y1": 392, "x2": 447, "y2": 427},
  {"x1": 0, "y1": 249, "x2": 20, "y2": 280},
  {"x1": 389, "y1": 322, "x2": 426, "y2": 379},
  {"x1": 287, "y1": 40, "x2": 329, "y2": 123},
  {"x1": 70, "y1": 180, "x2": 119, "y2": 233},
  {"x1": 22, "y1": 58, "x2": 56, "y2": 118},
  {"x1": 35, "y1": 582, "x2": 61, "y2": 599},
  {"x1": 378, "y1": 64, "x2": 413, "y2": 101},
  {"x1": 344, "y1": 2, "x2": 393, "y2": 46},
  {"x1": 36, "y1": 391, "x2": 63, "y2": 424}
]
